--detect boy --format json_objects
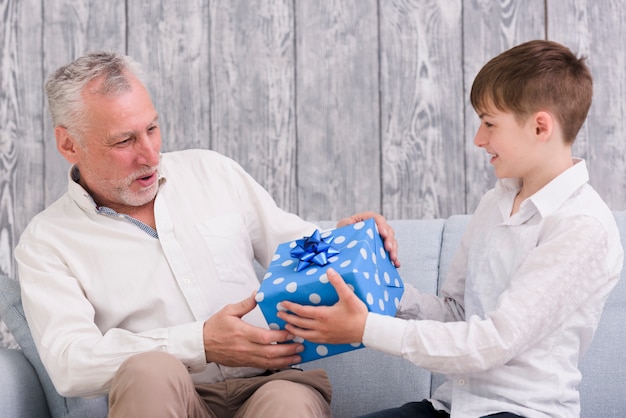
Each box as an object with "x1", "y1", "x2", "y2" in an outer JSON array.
[{"x1": 278, "y1": 40, "x2": 624, "y2": 417}]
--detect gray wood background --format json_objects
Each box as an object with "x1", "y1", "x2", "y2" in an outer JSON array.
[{"x1": 1, "y1": 1, "x2": 625, "y2": 346}]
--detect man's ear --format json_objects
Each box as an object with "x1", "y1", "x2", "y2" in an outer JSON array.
[
  {"x1": 533, "y1": 111, "x2": 553, "y2": 142},
  {"x1": 55, "y1": 126, "x2": 80, "y2": 164}
]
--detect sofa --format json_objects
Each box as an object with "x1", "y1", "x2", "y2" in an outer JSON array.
[{"x1": 1, "y1": 213, "x2": 625, "y2": 417}]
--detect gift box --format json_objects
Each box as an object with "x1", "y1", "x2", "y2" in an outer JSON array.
[{"x1": 255, "y1": 218, "x2": 404, "y2": 362}]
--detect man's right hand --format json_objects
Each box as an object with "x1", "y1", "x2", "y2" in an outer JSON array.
[{"x1": 203, "y1": 293, "x2": 304, "y2": 369}]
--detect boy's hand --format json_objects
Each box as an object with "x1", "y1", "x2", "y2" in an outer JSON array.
[{"x1": 278, "y1": 268, "x2": 368, "y2": 345}]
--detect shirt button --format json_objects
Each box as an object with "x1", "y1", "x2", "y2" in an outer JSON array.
[{"x1": 458, "y1": 379, "x2": 465, "y2": 386}]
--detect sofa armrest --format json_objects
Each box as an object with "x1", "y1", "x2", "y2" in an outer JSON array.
[{"x1": 0, "y1": 347, "x2": 51, "y2": 418}]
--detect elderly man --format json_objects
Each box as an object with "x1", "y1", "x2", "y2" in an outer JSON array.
[{"x1": 16, "y1": 51, "x2": 399, "y2": 418}]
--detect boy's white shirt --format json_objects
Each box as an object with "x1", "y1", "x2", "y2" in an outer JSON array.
[{"x1": 363, "y1": 159, "x2": 624, "y2": 417}]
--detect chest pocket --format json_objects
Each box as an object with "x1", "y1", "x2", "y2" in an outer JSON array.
[{"x1": 196, "y1": 214, "x2": 255, "y2": 284}]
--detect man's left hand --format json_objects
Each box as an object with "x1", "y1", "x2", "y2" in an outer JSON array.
[{"x1": 337, "y1": 211, "x2": 400, "y2": 267}]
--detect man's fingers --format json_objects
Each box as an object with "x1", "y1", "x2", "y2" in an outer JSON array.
[
  {"x1": 222, "y1": 292, "x2": 258, "y2": 319},
  {"x1": 336, "y1": 211, "x2": 378, "y2": 228},
  {"x1": 336, "y1": 212, "x2": 402, "y2": 267},
  {"x1": 239, "y1": 320, "x2": 296, "y2": 345}
]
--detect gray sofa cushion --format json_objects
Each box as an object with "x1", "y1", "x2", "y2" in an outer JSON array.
[
  {"x1": 0, "y1": 347, "x2": 50, "y2": 417},
  {"x1": 0, "y1": 275, "x2": 108, "y2": 418}
]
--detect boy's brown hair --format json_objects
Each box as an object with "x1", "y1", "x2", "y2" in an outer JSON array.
[{"x1": 470, "y1": 40, "x2": 592, "y2": 144}]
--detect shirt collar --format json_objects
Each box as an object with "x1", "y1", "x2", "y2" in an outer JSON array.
[
  {"x1": 68, "y1": 166, "x2": 98, "y2": 211},
  {"x1": 495, "y1": 158, "x2": 589, "y2": 222},
  {"x1": 529, "y1": 158, "x2": 589, "y2": 216}
]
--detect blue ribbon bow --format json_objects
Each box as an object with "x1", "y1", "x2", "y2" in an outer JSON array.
[{"x1": 290, "y1": 229, "x2": 340, "y2": 272}]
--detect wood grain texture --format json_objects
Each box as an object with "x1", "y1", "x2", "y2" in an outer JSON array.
[
  {"x1": 296, "y1": 0, "x2": 380, "y2": 220},
  {"x1": 380, "y1": 0, "x2": 464, "y2": 219},
  {"x1": 13, "y1": 0, "x2": 44, "y2": 245},
  {"x1": 128, "y1": 0, "x2": 211, "y2": 152},
  {"x1": 0, "y1": 0, "x2": 43, "y2": 347},
  {"x1": 545, "y1": 0, "x2": 591, "y2": 163},
  {"x1": 1, "y1": 0, "x2": 625, "y2": 266},
  {"x1": 3, "y1": 0, "x2": 626, "y2": 349},
  {"x1": 0, "y1": 0, "x2": 21, "y2": 278},
  {"x1": 42, "y1": 0, "x2": 126, "y2": 205},
  {"x1": 549, "y1": 1, "x2": 626, "y2": 210},
  {"x1": 0, "y1": 0, "x2": 43, "y2": 279},
  {"x1": 208, "y1": 0, "x2": 298, "y2": 213},
  {"x1": 462, "y1": 0, "x2": 546, "y2": 213}
]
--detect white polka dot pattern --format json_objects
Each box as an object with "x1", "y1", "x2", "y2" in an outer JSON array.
[{"x1": 256, "y1": 218, "x2": 404, "y2": 362}]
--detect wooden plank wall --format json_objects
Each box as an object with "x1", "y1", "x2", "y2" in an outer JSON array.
[{"x1": 1, "y1": 0, "x2": 626, "y2": 285}]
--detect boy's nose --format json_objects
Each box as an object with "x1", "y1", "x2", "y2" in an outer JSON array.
[{"x1": 473, "y1": 125, "x2": 487, "y2": 148}]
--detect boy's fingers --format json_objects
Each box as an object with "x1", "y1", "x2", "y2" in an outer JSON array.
[{"x1": 326, "y1": 268, "x2": 354, "y2": 299}]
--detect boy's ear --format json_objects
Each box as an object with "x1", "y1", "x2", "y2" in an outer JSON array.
[
  {"x1": 533, "y1": 111, "x2": 553, "y2": 142},
  {"x1": 55, "y1": 126, "x2": 80, "y2": 164}
]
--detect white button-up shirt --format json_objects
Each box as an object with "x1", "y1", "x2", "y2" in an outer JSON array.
[
  {"x1": 16, "y1": 149, "x2": 316, "y2": 397},
  {"x1": 363, "y1": 159, "x2": 624, "y2": 417}
]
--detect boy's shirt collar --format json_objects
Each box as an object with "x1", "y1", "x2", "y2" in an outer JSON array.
[{"x1": 496, "y1": 158, "x2": 588, "y2": 223}]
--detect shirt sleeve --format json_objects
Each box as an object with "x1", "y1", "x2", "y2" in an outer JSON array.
[
  {"x1": 363, "y1": 215, "x2": 616, "y2": 375},
  {"x1": 16, "y1": 237, "x2": 207, "y2": 397}
]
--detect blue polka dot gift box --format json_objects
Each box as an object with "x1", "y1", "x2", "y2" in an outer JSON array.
[{"x1": 255, "y1": 218, "x2": 404, "y2": 363}]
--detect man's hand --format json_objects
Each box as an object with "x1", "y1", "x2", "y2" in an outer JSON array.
[
  {"x1": 203, "y1": 293, "x2": 303, "y2": 369},
  {"x1": 278, "y1": 268, "x2": 368, "y2": 344},
  {"x1": 337, "y1": 211, "x2": 401, "y2": 267}
]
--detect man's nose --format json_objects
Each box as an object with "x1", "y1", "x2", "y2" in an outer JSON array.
[{"x1": 136, "y1": 135, "x2": 161, "y2": 166}]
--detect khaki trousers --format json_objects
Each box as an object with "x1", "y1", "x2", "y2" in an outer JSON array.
[{"x1": 108, "y1": 351, "x2": 332, "y2": 418}]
